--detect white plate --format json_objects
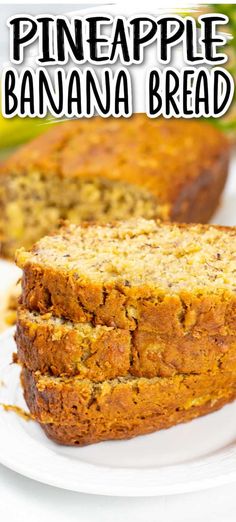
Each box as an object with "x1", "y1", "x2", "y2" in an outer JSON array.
[
  {"x1": 0, "y1": 154, "x2": 235, "y2": 497},
  {"x1": 1, "y1": 329, "x2": 236, "y2": 497}
]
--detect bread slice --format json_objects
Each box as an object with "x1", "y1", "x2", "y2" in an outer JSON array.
[
  {"x1": 16, "y1": 307, "x2": 236, "y2": 379},
  {"x1": 0, "y1": 116, "x2": 229, "y2": 257},
  {"x1": 16, "y1": 219, "x2": 236, "y2": 337},
  {"x1": 15, "y1": 307, "x2": 131, "y2": 381},
  {"x1": 21, "y1": 366, "x2": 236, "y2": 445}
]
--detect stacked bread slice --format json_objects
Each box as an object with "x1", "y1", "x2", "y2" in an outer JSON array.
[{"x1": 15, "y1": 218, "x2": 236, "y2": 445}]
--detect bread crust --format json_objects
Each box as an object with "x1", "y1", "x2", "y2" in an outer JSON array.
[
  {"x1": 15, "y1": 308, "x2": 131, "y2": 380},
  {"x1": 0, "y1": 116, "x2": 228, "y2": 206},
  {"x1": 16, "y1": 307, "x2": 236, "y2": 379},
  {"x1": 170, "y1": 152, "x2": 229, "y2": 223},
  {"x1": 40, "y1": 396, "x2": 236, "y2": 446},
  {"x1": 21, "y1": 367, "x2": 236, "y2": 445},
  {"x1": 16, "y1": 220, "x2": 236, "y2": 344},
  {"x1": 0, "y1": 116, "x2": 230, "y2": 257},
  {"x1": 18, "y1": 262, "x2": 236, "y2": 335},
  {"x1": 16, "y1": 218, "x2": 236, "y2": 446}
]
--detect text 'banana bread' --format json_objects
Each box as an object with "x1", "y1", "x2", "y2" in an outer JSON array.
[{"x1": 0, "y1": 115, "x2": 229, "y2": 257}]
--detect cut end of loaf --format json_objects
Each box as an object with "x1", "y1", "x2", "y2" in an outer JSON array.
[
  {"x1": 16, "y1": 218, "x2": 236, "y2": 294},
  {"x1": 0, "y1": 116, "x2": 230, "y2": 258}
]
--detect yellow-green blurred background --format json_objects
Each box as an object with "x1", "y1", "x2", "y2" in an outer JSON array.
[{"x1": 0, "y1": 3, "x2": 235, "y2": 156}]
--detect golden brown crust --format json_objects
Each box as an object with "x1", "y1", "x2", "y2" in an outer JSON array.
[
  {"x1": 40, "y1": 396, "x2": 236, "y2": 446},
  {"x1": 0, "y1": 116, "x2": 229, "y2": 206},
  {"x1": 21, "y1": 367, "x2": 236, "y2": 445},
  {"x1": 16, "y1": 220, "x2": 236, "y2": 344},
  {"x1": 0, "y1": 116, "x2": 230, "y2": 258},
  {"x1": 19, "y1": 262, "x2": 236, "y2": 335},
  {"x1": 16, "y1": 307, "x2": 236, "y2": 379},
  {"x1": 15, "y1": 308, "x2": 131, "y2": 380},
  {"x1": 170, "y1": 153, "x2": 229, "y2": 223},
  {"x1": 131, "y1": 328, "x2": 236, "y2": 378},
  {"x1": 16, "y1": 216, "x2": 236, "y2": 446}
]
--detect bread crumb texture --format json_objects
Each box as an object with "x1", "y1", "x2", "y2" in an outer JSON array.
[
  {"x1": 0, "y1": 115, "x2": 229, "y2": 257},
  {"x1": 16, "y1": 306, "x2": 236, "y2": 380},
  {"x1": 16, "y1": 219, "x2": 236, "y2": 332},
  {"x1": 15, "y1": 218, "x2": 236, "y2": 445},
  {"x1": 21, "y1": 367, "x2": 236, "y2": 445}
]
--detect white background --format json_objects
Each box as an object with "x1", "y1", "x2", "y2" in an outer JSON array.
[{"x1": 1, "y1": 464, "x2": 236, "y2": 522}]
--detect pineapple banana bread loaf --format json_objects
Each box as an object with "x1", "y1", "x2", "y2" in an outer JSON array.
[
  {"x1": 21, "y1": 366, "x2": 236, "y2": 446},
  {"x1": 16, "y1": 219, "x2": 236, "y2": 335},
  {"x1": 16, "y1": 218, "x2": 236, "y2": 445},
  {"x1": 0, "y1": 115, "x2": 230, "y2": 258},
  {"x1": 16, "y1": 307, "x2": 236, "y2": 379}
]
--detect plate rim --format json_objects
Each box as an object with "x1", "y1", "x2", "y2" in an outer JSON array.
[{"x1": 1, "y1": 329, "x2": 236, "y2": 496}]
